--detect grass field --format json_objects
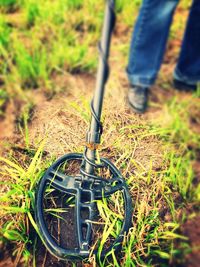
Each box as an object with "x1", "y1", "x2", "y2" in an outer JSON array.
[{"x1": 0, "y1": 0, "x2": 200, "y2": 266}]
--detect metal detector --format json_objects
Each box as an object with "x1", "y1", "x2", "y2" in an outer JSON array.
[{"x1": 35, "y1": 0, "x2": 132, "y2": 261}]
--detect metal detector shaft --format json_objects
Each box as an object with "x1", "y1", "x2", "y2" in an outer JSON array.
[{"x1": 85, "y1": 0, "x2": 115, "y2": 175}]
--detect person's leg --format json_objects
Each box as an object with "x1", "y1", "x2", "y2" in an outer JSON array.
[
  {"x1": 174, "y1": 0, "x2": 200, "y2": 88},
  {"x1": 127, "y1": 0, "x2": 179, "y2": 88}
]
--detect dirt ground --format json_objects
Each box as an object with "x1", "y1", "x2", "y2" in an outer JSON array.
[{"x1": 181, "y1": 216, "x2": 200, "y2": 267}]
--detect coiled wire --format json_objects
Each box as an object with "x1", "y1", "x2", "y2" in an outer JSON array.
[{"x1": 80, "y1": 0, "x2": 116, "y2": 181}]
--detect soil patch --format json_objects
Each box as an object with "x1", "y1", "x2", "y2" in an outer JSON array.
[
  {"x1": 181, "y1": 216, "x2": 200, "y2": 267},
  {"x1": 0, "y1": 101, "x2": 16, "y2": 153}
]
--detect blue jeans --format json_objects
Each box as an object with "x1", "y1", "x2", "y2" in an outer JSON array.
[{"x1": 127, "y1": 0, "x2": 200, "y2": 87}]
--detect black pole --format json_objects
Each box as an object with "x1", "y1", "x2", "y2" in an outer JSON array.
[{"x1": 85, "y1": 0, "x2": 115, "y2": 175}]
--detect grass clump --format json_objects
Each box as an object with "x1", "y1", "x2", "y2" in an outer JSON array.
[
  {"x1": 11, "y1": 35, "x2": 48, "y2": 88},
  {"x1": 24, "y1": 0, "x2": 40, "y2": 27},
  {"x1": 0, "y1": 0, "x2": 22, "y2": 13},
  {"x1": 0, "y1": 15, "x2": 11, "y2": 48},
  {"x1": 0, "y1": 89, "x2": 8, "y2": 116},
  {"x1": 0, "y1": 141, "x2": 50, "y2": 265}
]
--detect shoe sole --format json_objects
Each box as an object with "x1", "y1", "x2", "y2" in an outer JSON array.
[{"x1": 127, "y1": 98, "x2": 147, "y2": 114}]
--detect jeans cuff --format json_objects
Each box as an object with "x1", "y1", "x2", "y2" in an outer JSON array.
[
  {"x1": 174, "y1": 68, "x2": 200, "y2": 85},
  {"x1": 127, "y1": 72, "x2": 155, "y2": 87}
]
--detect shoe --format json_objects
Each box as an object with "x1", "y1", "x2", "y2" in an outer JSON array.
[
  {"x1": 128, "y1": 85, "x2": 149, "y2": 114},
  {"x1": 173, "y1": 78, "x2": 197, "y2": 91}
]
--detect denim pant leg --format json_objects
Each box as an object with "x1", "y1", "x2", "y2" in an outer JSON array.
[
  {"x1": 174, "y1": 0, "x2": 200, "y2": 85},
  {"x1": 127, "y1": 0, "x2": 179, "y2": 87}
]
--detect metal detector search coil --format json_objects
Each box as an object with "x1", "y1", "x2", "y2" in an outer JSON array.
[{"x1": 35, "y1": 0, "x2": 133, "y2": 261}]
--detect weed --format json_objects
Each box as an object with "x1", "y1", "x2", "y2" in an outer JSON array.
[
  {"x1": 24, "y1": 0, "x2": 40, "y2": 27},
  {"x1": 164, "y1": 150, "x2": 195, "y2": 200}
]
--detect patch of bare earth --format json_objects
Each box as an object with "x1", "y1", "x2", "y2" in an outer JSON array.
[
  {"x1": 0, "y1": 101, "x2": 16, "y2": 155},
  {"x1": 29, "y1": 71, "x2": 164, "y2": 169},
  {"x1": 181, "y1": 216, "x2": 200, "y2": 267}
]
